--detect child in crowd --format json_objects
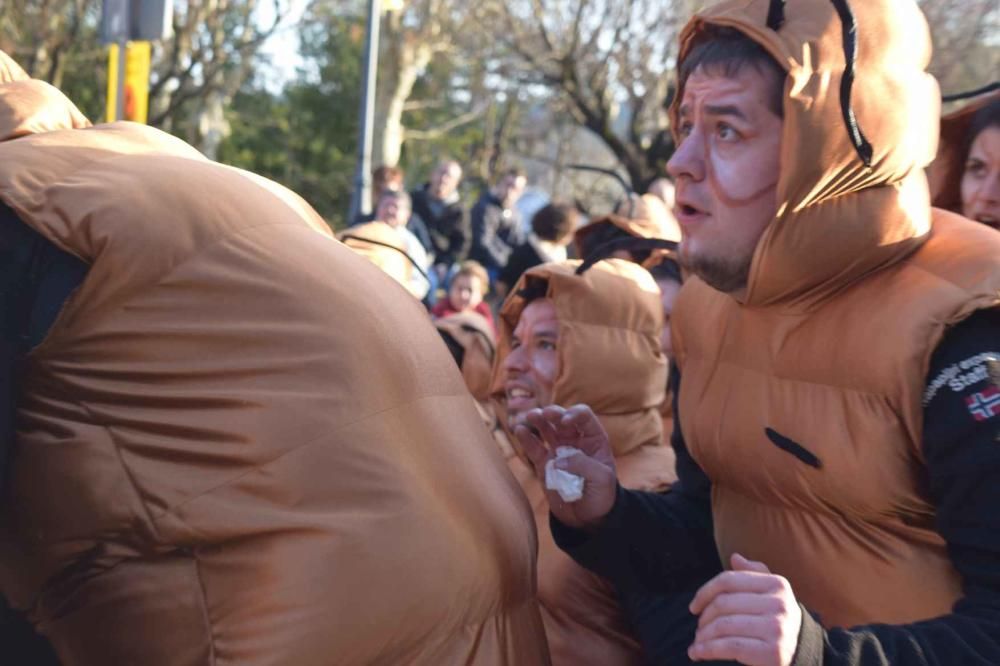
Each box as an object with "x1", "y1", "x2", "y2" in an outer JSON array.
[{"x1": 431, "y1": 260, "x2": 496, "y2": 332}]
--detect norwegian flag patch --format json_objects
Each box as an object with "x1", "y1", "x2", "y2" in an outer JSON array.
[{"x1": 965, "y1": 386, "x2": 1000, "y2": 422}]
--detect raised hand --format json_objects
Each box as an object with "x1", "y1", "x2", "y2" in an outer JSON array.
[
  {"x1": 688, "y1": 553, "x2": 802, "y2": 666},
  {"x1": 514, "y1": 404, "x2": 618, "y2": 529}
]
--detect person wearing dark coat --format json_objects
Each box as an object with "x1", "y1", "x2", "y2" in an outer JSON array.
[
  {"x1": 468, "y1": 168, "x2": 528, "y2": 284},
  {"x1": 498, "y1": 202, "x2": 578, "y2": 299},
  {"x1": 408, "y1": 160, "x2": 468, "y2": 273}
]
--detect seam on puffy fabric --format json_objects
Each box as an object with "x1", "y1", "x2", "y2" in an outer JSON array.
[
  {"x1": 704, "y1": 356, "x2": 890, "y2": 400},
  {"x1": 74, "y1": 400, "x2": 166, "y2": 544},
  {"x1": 150, "y1": 390, "x2": 467, "y2": 525},
  {"x1": 25, "y1": 215, "x2": 326, "y2": 361},
  {"x1": 908, "y1": 261, "x2": 1000, "y2": 303},
  {"x1": 192, "y1": 549, "x2": 218, "y2": 665}
]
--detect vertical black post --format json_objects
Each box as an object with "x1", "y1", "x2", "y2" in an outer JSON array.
[{"x1": 348, "y1": 0, "x2": 381, "y2": 224}]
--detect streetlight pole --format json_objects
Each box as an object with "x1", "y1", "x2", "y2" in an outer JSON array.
[{"x1": 348, "y1": 0, "x2": 381, "y2": 225}]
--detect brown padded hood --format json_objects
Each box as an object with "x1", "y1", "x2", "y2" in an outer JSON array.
[
  {"x1": 491, "y1": 259, "x2": 667, "y2": 458},
  {"x1": 573, "y1": 193, "x2": 681, "y2": 261},
  {"x1": 674, "y1": 0, "x2": 940, "y2": 309},
  {"x1": 337, "y1": 221, "x2": 420, "y2": 295},
  {"x1": 0, "y1": 50, "x2": 90, "y2": 142},
  {"x1": 0, "y1": 58, "x2": 549, "y2": 665},
  {"x1": 491, "y1": 259, "x2": 672, "y2": 665},
  {"x1": 0, "y1": 49, "x2": 28, "y2": 83},
  {"x1": 928, "y1": 88, "x2": 1000, "y2": 213},
  {"x1": 435, "y1": 311, "x2": 497, "y2": 402}
]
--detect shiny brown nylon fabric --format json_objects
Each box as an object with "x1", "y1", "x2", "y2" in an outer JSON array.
[
  {"x1": 927, "y1": 89, "x2": 1000, "y2": 213},
  {"x1": 0, "y1": 60, "x2": 550, "y2": 666},
  {"x1": 435, "y1": 311, "x2": 497, "y2": 402},
  {"x1": 573, "y1": 194, "x2": 681, "y2": 262},
  {"x1": 674, "y1": 211, "x2": 1000, "y2": 628},
  {"x1": 338, "y1": 221, "x2": 417, "y2": 296},
  {"x1": 490, "y1": 260, "x2": 675, "y2": 665},
  {"x1": 671, "y1": 0, "x2": 1000, "y2": 629}
]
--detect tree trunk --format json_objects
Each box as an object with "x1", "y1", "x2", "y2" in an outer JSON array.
[{"x1": 372, "y1": 11, "x2": 433, "y2": 167}]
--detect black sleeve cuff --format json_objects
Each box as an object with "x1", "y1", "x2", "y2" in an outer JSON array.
[
  {"x1": 791, "y1": 606, "x2": 825, "y2": 666},
  {"x1": 550, "y1": 483, "x2": 631, "y2": 552}
]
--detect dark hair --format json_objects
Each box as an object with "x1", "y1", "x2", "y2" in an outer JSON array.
[
  {"x1": 678, "y1": 26, "x2": 786, "y2": 118},
  {"x1": 372, "y1": 165, "x2": 403, "y2": 185},
  {"x1": 965, "y1": 98, "x2": 1000, "y2": 157},
  {"x1": 516, "y1": 276, "x2": 549, "y2": 304},
  {"x1": 649, "y1": 256, "x2": 683, "y2": 285},
  {"x1": 578, "y1": 222, "x2": 653, "y2": 265},
  {"x1": 531, "y1": 203, "x2": 579, "y2": 242}
]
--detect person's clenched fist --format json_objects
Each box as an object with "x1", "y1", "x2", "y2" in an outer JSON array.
[{"x1": 688, "y1": 553, "x2": 802, "y2": 666}]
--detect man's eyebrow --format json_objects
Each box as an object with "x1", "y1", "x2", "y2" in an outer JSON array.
[{"x1": 704, "y1": 104, "x2": 748, "y2": 121}]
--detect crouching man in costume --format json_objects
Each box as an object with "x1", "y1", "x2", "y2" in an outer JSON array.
[
  {"x1": 515, "y1": 0, "x2": 1000, "y2": 664},
  {"x1": 491, "y1": 259, "x2": 676, "y2": 665},
  {"x1": 0, "y1": 51, "x2": 550, "y2": 665}
]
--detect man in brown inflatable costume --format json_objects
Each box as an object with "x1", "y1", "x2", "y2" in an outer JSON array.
[
  {"x1": 515, "y1": 0, "x2": 1000, "y2": 664},
  {"x1": 0, "y1": 50, "x2": 549, "y2": 665}
]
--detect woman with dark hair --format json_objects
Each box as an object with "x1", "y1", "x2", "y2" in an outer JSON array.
[{"x1": 929, "y1": 90, "x2": 1000, "y2": 229}]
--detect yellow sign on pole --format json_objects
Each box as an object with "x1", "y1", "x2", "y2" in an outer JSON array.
[{"x1": 106, "y1": 41, "x2": 151, "y2": 123}]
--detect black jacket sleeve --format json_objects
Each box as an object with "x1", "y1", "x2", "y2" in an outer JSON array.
[
  {"x1": 551, "y1": 364, "x2": 723, "y2": 594},
  {"x1": 470, "y1": 197, "x2": 516, "y2": 270},
  {"x1": 792, "y1": 307, "x2": 1000, "y2": 666},
  {"x1": 444, "y1": 205, "x2": 470, "y2": 267}
]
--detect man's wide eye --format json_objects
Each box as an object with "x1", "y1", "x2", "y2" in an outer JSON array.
[{"x1": 717, "y1": 123, "x2": 739, "y2": 141}]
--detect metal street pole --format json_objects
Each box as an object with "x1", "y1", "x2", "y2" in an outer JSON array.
[
  {"x1": 348, "y1": 0, "x2": 381, "y2": 225},
  {"x1": 116, "y1": 17, "x2": 128, "y2": 121}
]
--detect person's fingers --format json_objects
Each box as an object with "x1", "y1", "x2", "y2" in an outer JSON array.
[
  {"x1": 524, "y1": 409, "x2": 562, "y2": 448},
  {"x1": 690, "y1": 571, "x2": 784, "y2": 615},
  {"x1": 695, "y1": 592, "x2": 784, "y2": 631},
  {"x1": 689, "y1": 636, "x2": 773, "y2": 665},
  {"x1": 540, "y1": 404, "x2": 568, "y2": 422},
  {"x1": 553, "y1": 448, "x2": 611, "y2": 482},
  {"x1": 732, "y1": 553, "x2": 771, "y2": 574},
  {"x1": 562, "y1": 404, "x2": 606, "y2": 438},
  {"x1": 695, "y1": 614, "x2": 779, "y2": 644},
  {"x1": 514, "y1": 424, "x2": 550, "y2": 473}
]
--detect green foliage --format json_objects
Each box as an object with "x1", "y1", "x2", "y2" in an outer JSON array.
[
  {"x1": 218, "y1": 12, "x2": 364, "y2": 229},
  {"x1": 398, "y1": 52, "x2": 488, "y2": 189}
]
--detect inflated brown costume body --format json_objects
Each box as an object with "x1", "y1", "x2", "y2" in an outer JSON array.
[
  {"x1": 671, "y1": 0, "x2": 1000, "y2": 629},
  {"x1": 0, "y1": 53, "x2": 550, "y2": 665},
  {"x1": 491, "y1": 260, "x2": 675, "y2": 665}
]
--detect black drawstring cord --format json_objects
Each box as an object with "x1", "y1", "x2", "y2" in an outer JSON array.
[
  {"x1": 766, "y1": 0, "x2": 786, "y2": 30},
  {"x1": 942, "y1": 81, "x2": 999, "y2": 104},
  {"x1": 339, "y1": 234, "x2": 431, "y2": 283},
  {"x1": 575, "y1": 237, "x2": 679, "y2": 276},
  {"x1": 830, "y1": 0, "x2": 874, "y2": 168}
]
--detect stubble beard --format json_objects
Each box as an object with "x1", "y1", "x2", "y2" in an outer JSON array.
[{"x1": 679, "y1": 245, "x2": 753, "y2": 294}]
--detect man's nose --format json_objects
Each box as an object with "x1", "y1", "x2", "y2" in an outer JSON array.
[
  {"x1": 504, "y1": 344, "x2": 527, "y2": 372},
  {"x1": 666, "y1": 130, "x2": 706, "y2": 182}
]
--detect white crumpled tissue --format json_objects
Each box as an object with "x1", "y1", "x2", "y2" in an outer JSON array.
[{"x1": 545, "y1": 447, "x2": 585, "y2": 503}]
